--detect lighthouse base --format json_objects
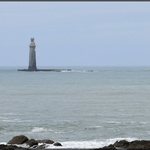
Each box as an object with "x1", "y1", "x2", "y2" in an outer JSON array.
[{"x1": 18, "y1": 69, "x2": 71, "y2": 72}]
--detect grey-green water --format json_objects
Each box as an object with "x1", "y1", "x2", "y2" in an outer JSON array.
[{"x1": 0, "y1": 66, "x2": 150, "y2": 148}]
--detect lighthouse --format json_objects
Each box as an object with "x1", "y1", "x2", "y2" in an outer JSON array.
[
  {"x1": 28, "y1": 38, "x2": 37, "y2": 71},
  {"x1": 18, "y1": 38, "x2": 71, "y2": 72}
]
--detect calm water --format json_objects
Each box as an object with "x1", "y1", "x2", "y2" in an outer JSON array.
[{"x1": 0, "y1": 66, "x2": 150, "y2": 148}]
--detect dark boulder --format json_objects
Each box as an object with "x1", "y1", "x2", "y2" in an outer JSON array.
[
  {"x1": 37, "y1": 139, "x2": 54, "y2": 144},
  {"x1": 7, "y1": 135, "x2": 28, "y2": 144},
  {"x1": 128, "y1": 140, "x2": 150, "y2": 149},
  {"x1": 113, "y1": 140, "x2": 129, "y2": 148},
  {"x1": 53, "y1": 142, "x2": 62, "y2": 146},
  {"x1": 103, "y1": 140, "x2": 150, "y2": 150},
  {"x1": 25, "y1": 139, "x2": 38, "y2": 147}
]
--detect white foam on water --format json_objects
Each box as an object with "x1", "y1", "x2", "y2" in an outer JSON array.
[
  {"x1": 46, "y1": 138, "x2": 137, "y2": 149},
  {"x1": 61, "y1": 70, "x2": 71, "y2": 73},
  {"x1": 58, "y1": 141, "x2": 108, "y2": 149},
  {"x1": 31, "y1": 127, "x2": 48, "y2": 132},
  {"x1": 0, "y1": 142, "x2": 30, "y2": 149},
  {"x1": 0, "y1": 142, "x2": 7, "y2": 145},
  {"x1": 87, "y1": 125, "x2": 102, "y2": 129},
  {"x1": 2, "y1": 119, "x2": 31, "y2": 123},
  {"x1": 31, "y1": 127, "x2": 55, "y2": 133},
  {"x1": 140, "y1": 122, "x2": 148, "y2": 125},
  {"x1": 70, "y1": 69, "x2": 94, "y2": 73},
  {"x1": 5, "y1": 143, "x2": 30, "y2": 149},
  {"x1": 14, "y1": 143, "x2": 30, "y2": 148}
]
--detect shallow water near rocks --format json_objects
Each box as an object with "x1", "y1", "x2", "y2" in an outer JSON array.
[{"x1": 0, "y1": 66, "x2": 150, "y2": 148}]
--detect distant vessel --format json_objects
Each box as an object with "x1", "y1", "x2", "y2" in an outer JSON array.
[{"x1": 18, "y1": 38, "x2": 71, "y2": 72}]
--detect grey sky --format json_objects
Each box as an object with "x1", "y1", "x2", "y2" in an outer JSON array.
[{"x1": 0, "y1": 2, "x2": 150, "y2": 67}]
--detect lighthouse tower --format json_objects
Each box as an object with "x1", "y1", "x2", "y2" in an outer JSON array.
[
  {"x1": 28, "y1": 38, "x2": 37, "y2": 71},
  {"x1": 18, "y1": 38, "x2": 71, "y2": 72}
]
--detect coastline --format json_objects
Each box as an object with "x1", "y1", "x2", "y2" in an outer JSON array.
[{"x1": 1, "y1": 135, "x2": 150, "y2": 150}]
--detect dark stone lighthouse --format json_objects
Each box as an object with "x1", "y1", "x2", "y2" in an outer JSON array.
[{"x1": 28, "y1": 38, "x2": 37, "y2": 71}]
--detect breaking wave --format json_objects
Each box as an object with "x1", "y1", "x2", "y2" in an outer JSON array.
[{"x1": 31, "y1": 127, "x2": 51, "y2": 132}]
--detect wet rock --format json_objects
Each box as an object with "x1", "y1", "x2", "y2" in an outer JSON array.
[
  {"x1": 101, "y1": 140, "x2": 150, "y2": 150},
  {"x1": 0, "y1": 144, "x2": 22, "y2": 150},
  {"x1": 37, "y1": 139, "x2": 54, "y2": 144},
  {"x1": 100, "y1": 144, "x2": 116, "y2": 149},
  {"x1": 7, "y1": 135, "x2": 28, "y2": 144},
  {"x1": 114, "y1": 140, "x2": 129, "y2": 148},
  {"x1": 36, "y1": 144, "x2": 46, "y2": 149},
  {"x1": 53, "y1": 142, "x2": 62, "y2": 146},
  {"x1": 31, "y1": 145, "x2": 38, "y2": 149},
  {"x1": 25, "y1": 139, "x2": 38, "y2": 147},
  {"x1": 128, "y1": 140, "x2": 150, "y2": 149}
]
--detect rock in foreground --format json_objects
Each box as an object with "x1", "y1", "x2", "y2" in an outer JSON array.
[
  {"x1": 98, "y1": 140, "x2": 150, "y2": 150},
  {"x1": 2, "y1": 135, "x2": 150, "y2": 150},
  {"x1": 7, "y1": 135, "x2": 29, "y2": 144},
  {"x1": 5, "y1": 135, "x2": 62, "y2": 149},
  {"x1": 25, "y1": 139, "x2": 38, "y2": 147}
]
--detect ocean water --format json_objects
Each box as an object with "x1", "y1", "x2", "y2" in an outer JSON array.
[{"x1": 0, "y1": 66, "x2": 150, "y2": 148}]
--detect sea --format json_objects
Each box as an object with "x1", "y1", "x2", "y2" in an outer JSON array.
[{"x1": 0, "y1": 66, "x2": 150, "y2": 149}]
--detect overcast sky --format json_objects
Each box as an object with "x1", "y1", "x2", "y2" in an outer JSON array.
[{"x1": 0, "y1": 2, "x2": 150, "y2": 67}]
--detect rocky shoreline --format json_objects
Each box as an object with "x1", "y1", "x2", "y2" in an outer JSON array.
[
  {"x1": 1, "y1": 135, "x2": 150, "y2": 150},
  {"x1": 0, "y1": 135, "x2": 62, "y2": 150}
]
